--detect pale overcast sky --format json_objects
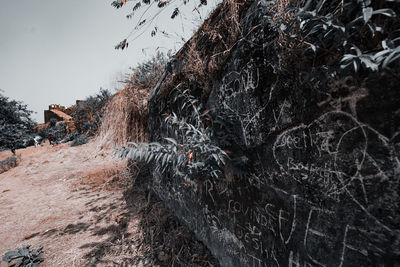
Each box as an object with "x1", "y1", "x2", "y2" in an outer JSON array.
[{"x1": 0, "y1": 0, "x2": 218, "y2": 123}]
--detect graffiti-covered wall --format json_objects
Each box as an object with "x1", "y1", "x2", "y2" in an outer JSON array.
[{"x1": 148, "y1": 0, "x2": 400, "y2": 266}]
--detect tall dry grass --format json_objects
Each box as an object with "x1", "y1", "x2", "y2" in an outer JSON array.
[
  {"x1": 95, "y1": 53, "x2": 167, "y2": 149},
  {"x1": 95, "y1": 88, "x2": 148, "y2": 148}
]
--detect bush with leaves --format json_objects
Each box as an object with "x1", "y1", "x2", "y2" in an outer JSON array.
[
  {"x1": 117, "y1": 88, "x2": 230, "y2": 181},
  {"x1": 0, "y1": 91, "x2": 36, "y2": 153},
  {"x1": 2, "y1": 246, "x2": 43, "y2": 267},
  {"x1": 72, "y1": 89, "x2": 112, "y2": 136},
  {"x1": 37, "y1": 121, "x2": 69, "y2": 144},
  {"x1": 0, "y1": 155, "x2": 21, "y2": 174},
  {"x1": 275, "y1": 0, "x2": 400, "y2": 83},
  {"x1": 70, "y1": 134, "x2": 89, "y2": 147},
  {"x1": 49, "y1": 118, "x2": 57, "y2": 128},
  {"x1": 36, "y1": 127, "x2": 49, "y2": 141},
  {"x1": 123, "y1": 51, "x2": 169, "y2": 90}
]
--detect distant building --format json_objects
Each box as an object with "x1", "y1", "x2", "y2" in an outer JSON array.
[{"x1": 44, "y1": 104, "x2": 72, "y2": 123}]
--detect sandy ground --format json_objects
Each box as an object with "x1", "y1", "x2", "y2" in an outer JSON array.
[
  {"x1": 0, "y1": 142, "x2": 217, "y2": 266},
  {"x1": 0, "y1": 142, "x2": 127, "y2": 266}
]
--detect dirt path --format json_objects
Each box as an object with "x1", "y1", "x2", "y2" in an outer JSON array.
[{"x1": 0, "y1": 142, "x2": 217, "y2": 266}]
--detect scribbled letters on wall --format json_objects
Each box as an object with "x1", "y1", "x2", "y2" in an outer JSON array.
[{"x1": 148, "y1": 1, "x2": 400, "y2": 266}]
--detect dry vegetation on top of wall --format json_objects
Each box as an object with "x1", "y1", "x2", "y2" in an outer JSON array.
[
  {"x1": 161, "y1": 0, "x2": 254, "y2": 101},
  {"x1": 164, "y1": 0, "x2": 400, "y2": 94}
]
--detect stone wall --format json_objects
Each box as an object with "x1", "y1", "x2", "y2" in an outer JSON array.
[{"x1": 147, "y1": 0, "x2": 400, "y2": 266}]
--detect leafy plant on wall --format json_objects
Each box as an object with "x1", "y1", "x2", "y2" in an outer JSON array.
[
  {"x1": 116, "y1": 87, "x2": 230, "y2": 182},
  {"x1": 275, "y1": 0, "x2": 400, "y2": 83}
]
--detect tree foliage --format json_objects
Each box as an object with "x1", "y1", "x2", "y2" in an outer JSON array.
[
  {"x1": 112, "y1": 0, "x2": 213, "y2": 50},
  {"x1": 72, "y1": 88, "x2": 112, "y2": 136},
  {"x1": 0, "y1": 91, "x2": 35, "y2": 152}
]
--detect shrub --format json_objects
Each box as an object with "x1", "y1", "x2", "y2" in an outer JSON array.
[
  {"x1": 49, "y1": 118, "x2": 57, "y2": 128},
  {"x1": 70, "y1": 134, "x2": 89, "y2": 147},
  {"x1": 37, "y1": 121, "x2": 69, "y2": 144},
  {"x1": 0, "y1": 155, "x2": 21, "y2": 174},
  {"x1": 2, "y1": 246, "x2": 44, "y2": 266},
  {"x1": 72, "y1": 89, "x2": 112, "y2": 136},
  {"x1": 61, "y1": 131, "x2": 79, "y2": 144}
]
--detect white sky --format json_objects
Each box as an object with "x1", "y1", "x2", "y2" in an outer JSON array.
[{"x1": 0, "y1": 0, "x2": 218, "y2": 123}]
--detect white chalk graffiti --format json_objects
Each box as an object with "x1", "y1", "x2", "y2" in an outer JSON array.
[
  {"x1": 273, "y1": 110, "x2": 398, "y2": 235},
  {"x1": 218, "y1": 60, "x2": 269, "y2": 147},
  {"x1": 273, "y1": 111, "x2": 368, "y2": 198},
  {"x1": 279, "y1": 195, "x2": 297, "y2": 245}
]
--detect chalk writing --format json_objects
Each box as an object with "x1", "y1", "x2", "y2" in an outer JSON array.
[
  {"x1": 273, "y1": 112, "x2": 368, "y2": 201},
  {"x1": 149, "y1": 34, "x2": 400, "y2": 266},
  {"x1": 218, "y1": 60, "x2": 267, "y2": 147}
]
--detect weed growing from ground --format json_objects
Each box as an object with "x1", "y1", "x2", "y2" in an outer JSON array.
[{"x1": 2, "y1": 246, "x2": 44, "y2": 266}]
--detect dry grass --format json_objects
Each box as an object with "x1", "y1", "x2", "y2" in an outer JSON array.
[
  {"x1": 160, "y1": 0, "x2": 253, "y2": 101},
  {"x1": 95, "y1": 88, "x2": 147, "y2": 148},
  {"x1": 269, "y1": 0, "x2": 301, "y2": 52},
  {"x1": 96, "y1": 55, "x2": 165, "y2": 149},
  {"x1": 79, "y1": 163, "x2": 132, "y2": 191},
  {"x1": 273, "y1": 0, "x2": 296, "y2": 22}
]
